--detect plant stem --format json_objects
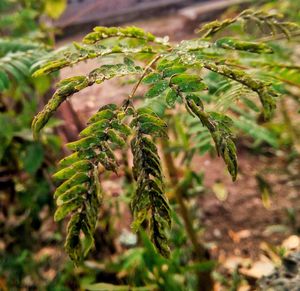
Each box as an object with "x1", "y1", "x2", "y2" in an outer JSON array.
[
  {"x1": 258, "y1": 31, "x2": 300, "y2": 42},
  {"x1": 280, "y1": 97, "x2": 300, "y2": 152},
  {"x1": 160, "y1": 138, "x2": 214, "y2": 291},
  {"x1": 128, "y1": 54, "x2": 161, "y2": 99}
]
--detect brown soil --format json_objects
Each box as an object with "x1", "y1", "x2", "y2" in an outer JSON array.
[{"x1": 196, "y1": 149, "x2": 300, "y2": 260}]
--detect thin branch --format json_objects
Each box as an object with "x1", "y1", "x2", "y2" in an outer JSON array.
[
  {"x1": 258, "y1": 30, "x2": 300, "y2": 42},
  {"x1": 128, "y1": 54, "x2": 162, "y2": 99}
]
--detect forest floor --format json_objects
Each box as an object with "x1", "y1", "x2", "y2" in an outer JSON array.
[
  {"x1": 56, "y1": 9, "x2": 300, "y2": 283},
  {"x1": 197, "y1": 148, "x2": 300, "y2": 279}
]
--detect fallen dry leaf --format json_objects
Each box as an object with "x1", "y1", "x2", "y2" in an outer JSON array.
[
  {"x1": 228, "y1": 229, "x2": 251, "y2": 243},
  {"x1": 223, "y1": 256, "x2": 252, "y2": 271},
  {"x1": 260, "y1": 242, "x2": 281, "y2": 265},
  {"x1": 212, "y1": 182, "x2": 228, "y2": 201},
  {"x1": 282, "y1": 235, "x2": 300, "y2": 251},
  {"x1": 239, "y1": 259, "x2": 275, "y2": 279}
]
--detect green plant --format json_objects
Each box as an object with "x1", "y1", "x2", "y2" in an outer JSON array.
[
  {"x1": 0, "y1": 1, "x2": 68, "y2": 289},
  {"x1": 30, "y1": 9, "x2": 299, "y2": 289}
]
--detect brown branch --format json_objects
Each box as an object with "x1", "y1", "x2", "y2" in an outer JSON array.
[
  {"x1": 128, "y1": 54, "x2": 162, "y2": 99},
  {"x1": 160, "y1": 138, "x2": 214, "y2": 291}
]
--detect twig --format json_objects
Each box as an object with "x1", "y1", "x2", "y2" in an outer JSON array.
[
  {"x1": 258, "y1": 30, "x2": 300, "y2": 42},
  {"x1": 160, "y1": 138, "x2": 213, "y2": 291},
  {"x1": 128, "y1": 54, "x2": 162, "y2": 99}
]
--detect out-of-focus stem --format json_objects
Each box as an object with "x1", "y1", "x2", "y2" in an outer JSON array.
[
  {"x1": 160, "y1": 138, "x2": 213, "y2": 291},
  {"x1": 280, "y1": 97, "x2": 300, "y2": 152}
]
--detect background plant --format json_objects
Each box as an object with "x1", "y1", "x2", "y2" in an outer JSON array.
[{"x1": 0, "y1": 0, "x2": 74, "y2": 289}]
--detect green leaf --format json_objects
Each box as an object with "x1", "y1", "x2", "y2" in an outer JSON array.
[
  {"x1": 32, "y1": 59, "x2": 69, "y2": 77},
  {"x1": 203, "y1": 62, "x2": 277, "y2": 120},
  {"x1": 165, "y1": 89, "x2": 179, "y2": 108},
  {"x1": 162, "y1": 65, "x2": 187, "y2": 77},
  {"x1": 111, "y1": 121, "x2": 132, "y2": 136},
  {"x1": 107, "y1": 129, "x2": 126, "y2": 146},
  {"x1": 54, "y1": 172, "x2": 90, "y2": 198},
  {"x1": 136, "y1": 113, "x2": 167, "y2": 128},
  {"x1": 142, "y1": 72, "x2": 162, "y2": 84},
  {"x1": 56, "y1": 185, "x2": 87, "y2": 206},
  {"x1": 83, "y1": 26, "x2": 156, "y2": 44},
  {"x1": 0, "y1": 71, "x2": 9, "y2": 91},
  {"x1": 0, "y1": 79, "x2": 5, "y2": 91},
  {"x1": 66, "y1": 135, "x2": 105, "y2": 151},
  {"x1": 53, "y1": 160, "x2": 92, "y2": 180},
  {"x1": 145, "y1": 80, "x2": 169, "y2": 98},
  {"x1": 87, "y1": 109, "x2": 115, "y2": 124},
  {"x1": 93, "y1": 166, "x2": 103, "y2": 202},
  {"x1": 124, "y1": 57, "x2": 135, "y2": 66},
  {"x1": 215, "y1": 37, "x2": 273, "y2": 53},
  {"x1": 233, "y1": 116, "x2": 279, "y2": 148},
  {"x1": 54, "y1": 198, "x2": 83, "y2": 221},
  {"x1": 156, "y1": 58, "x2": 175, "y2": 71},
  {"x1": 32, "y1": 76, "x2": 89, "y2": 139},
  {"x1": 81, "y1": 220, "x2": 95, "y2": 257},
  {"x1": 186, "y1": 94, "x2": 203, "y2": 109},
  {"x1": 45, "y1": 0, "x2": 67, "y2": 19},
  {"x1": 79, "y1": 120, "x2": 110, "y2": 137},
  {"x1": 11, "y1": 59, "x2": 29, "y2": 76},
  {"x1": 33, "y1": 75, "x2": 51, "y2": 95},
  {"x1": 0, "y1": 115, "x2": 15, "y2": 161},
  {"x1": 58, "y1": 152, "x2": 81, "y2": 168},
  {"x1": 241, "y1": 96, "x2": 260, "y2": 113},
  {"x1": 4, "y1": 63, "x2": 24, "y2": 82},
  {"x1": 139, "y1": 122, "x2": 167, "y2": 138},
  {"x1": 64, "y1": 213, "x2": 82, "y2": 263},
  {"x1": 21, "y1": 143, "x2": 44, "y2": 174},
  {"x1": 186, "y1": 100, "x2": 237, "y2": 181},
  {"x1": 131, "y1": 133, "x2": 171, "y2": 257},
  {"x1": 171, "y1": 74, "x2": 207, "y2": 92},
  {"x1": 136, "y1": 107, "x2": 156, "y2": 116}
]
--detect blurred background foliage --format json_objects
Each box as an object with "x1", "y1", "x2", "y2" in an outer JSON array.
[
  {"x1": 0, "y1": 0, "x2": 300, "y2": 290},
  {"x1": 0, "y1": 0, "x2": 67, "y2": 289}
]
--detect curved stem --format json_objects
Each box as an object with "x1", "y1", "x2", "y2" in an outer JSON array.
[{"x1": 128, "y1": 54, "x2": 162, "y2": 99}]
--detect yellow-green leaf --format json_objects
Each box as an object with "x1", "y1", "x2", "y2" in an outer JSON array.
[{"x1": 45, "y1": 0, "x2": 67, "y2": 19}]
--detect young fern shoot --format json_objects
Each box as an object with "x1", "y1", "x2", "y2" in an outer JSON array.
[{"x1": 31, "y1": 11, "x2": 299, "y2": 262}]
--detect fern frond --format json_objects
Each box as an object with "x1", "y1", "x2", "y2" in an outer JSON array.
[
  {"x1": 139, "y1": 55, "x2": 274, "y2": 179},
  {"x1": 32, "y1": 61, "x2": 142, "y2": 138},
  {"x1": 0, "y1": 49, "x2": 46, "y2": 92},
  {"x1": 186, "y1": 99, "x2": 237, "y2": 181},
  {"x1": 214, "y1": 37, "x2": 273, "y2": 54},
  {"x1": 32, "y1": 26, "x2": 169, "y2": 77},
  {"x1": 250, "y1": 61, "x2": 300, "y2": 88},
  {"x1": 54, "y1": 101, "x2": 171, "y2": 261},
  {"x1": 186, "y1": 117, "x2": 213, "y2": 155},
  {"x1": 0, "y1": 38, "x2": 48, "y2": 56},
  {"x1": 83, "y1": 26, "x2": 157, "y2": 44},
  {"x1": 202, "y1": 62, "x2": 278, "y2": 120},
  {"x1": 53, "y1": 104, "x2": 130, "y2": 263},
  {"x1": 32, "y1": 43, "x2": 152, "y2": 77},
  {"x1": 198, "y1": 9, "x2": 300, "y2": 39},
  {"x1": 233, "y1": 116, "x2": 279, "y2": 148},
  {"x1": 214, "y1": 82, "x2": 257, "y2": 113},
  {"x1": 130, "y1": 107, "x2": 171, "y2": 257}
]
